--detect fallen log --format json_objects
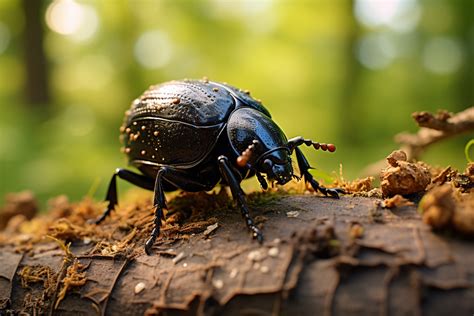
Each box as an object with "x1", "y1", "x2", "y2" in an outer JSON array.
[{"x1": 0, "y1": 192, "x2": 473, "y2": 315}]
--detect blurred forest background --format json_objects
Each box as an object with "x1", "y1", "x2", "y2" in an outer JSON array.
[{"x1": 0, "y1": 0, "x2": 473, "y2": 207}]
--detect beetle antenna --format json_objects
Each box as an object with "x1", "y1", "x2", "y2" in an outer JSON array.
[
  {"x1": 236, "y1": 140, "x2": 260, "y2": 168},
  {"x1": 287, "y1": 137, "x2": 336, "y2": 153},
  {"x1": 311, "y1": 142, "x2": 336, "y2": 152}
]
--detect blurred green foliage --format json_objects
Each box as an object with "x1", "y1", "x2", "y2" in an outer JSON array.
[{"x1": 0, "y1": 0, "x2": 472, "y2": 207}]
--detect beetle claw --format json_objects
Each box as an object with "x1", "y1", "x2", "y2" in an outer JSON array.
[
  {"x1": 88, "y1": 213, "x2": 108, "y2": 225},
  {"x1": 321, "y1": 187, "x2": 346, "y2": 199},
  {"x1": 325, "y1": 189, "x2": 340, "y2": 199},
  {"x1": 253, "y1": 228, "x2": 264, "y2": 244},
  {"x1": 144, "y1": 238, "x2": 154, "y2": 255}
]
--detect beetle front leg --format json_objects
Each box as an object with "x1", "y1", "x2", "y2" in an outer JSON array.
[
  {"x1": 93, "y1": 168, "x2": 155, "y2": 224},
  {"x1": 145, "y1": 167, "x2": 168, "y2": 255},
  {"x1": 256, "y1": 171, "x2": 268, "y2": 190},
  {"x1": 218, "y1": 155, "x2": 263, "y2": 243},
  {"x1": 294, "y1": 147, "x2": 344, "y2": 198}
]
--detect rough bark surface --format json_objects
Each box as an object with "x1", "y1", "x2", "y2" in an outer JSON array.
[{"x1": 0, "y1": 195, "x2": 473, "y2": 316}]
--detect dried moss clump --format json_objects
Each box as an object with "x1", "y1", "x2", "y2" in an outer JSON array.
[
  {"x1": 333, "y1": 176, "x2": 375, "y2": 195},
  {"x1": 55, "y1": 258, "x2": 87, "y2": 308},
  {"x1": 18, "y1": 265, "x2": 56, "y2": 290}
]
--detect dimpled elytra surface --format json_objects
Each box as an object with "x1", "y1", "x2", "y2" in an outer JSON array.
[
  {"x1": 128, "y1": 80, "x2": 234, "y2": 125},
  {"x1": 119, "y1": 80, "x2": 239, "y2": 169}
]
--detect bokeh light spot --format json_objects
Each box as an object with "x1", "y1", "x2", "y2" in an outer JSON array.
[
  {"x1": 422, "y1": 37, "x2": 463, "y2": 75},
  {"x1": 45, "y1": 0, "x2": 99, "y2": 42},
  {"x1": 355, "y1": 0, "x2": 421, "y2": 33},
  {"x1": 134, "y1": 30, "x2": 172, "y2": 69},
  {"x1": 210, "y1": 0, "x2": 276, "y2": 33},
  {"x1": 357, "y1": 33, "x2": 397, "y2": 70},
  {"x1": 70, "y1": 5, "x2": 99, "y2": 42},
  {"x1": 46, "y1": 0, "x2": 83, "y2": 35}
]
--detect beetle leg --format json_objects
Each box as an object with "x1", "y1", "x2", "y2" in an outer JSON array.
[
  {"x1": 218, "y1": 155, "x2": 264, "y2": 243},
  {"x1": 294, "y1": 147, "x2": 345, "y2": 198},
  {"x1": 93, "y1": 168, "x2": 155, "y2": 224},
  {"x1": 145, "y1": 167, "x2": 169, "y2": 255},
  {"x1": 256, "y1": 171, "x2": 268, "y2": 190}
]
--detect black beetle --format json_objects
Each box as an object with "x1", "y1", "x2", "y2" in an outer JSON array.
[{"x1": 93, "y1": 79, "x2": 342, "y2": 254}]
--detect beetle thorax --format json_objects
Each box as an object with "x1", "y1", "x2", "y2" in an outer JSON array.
[{"x1": 227, "y1": 107, "x2": 293, "y2": 185}]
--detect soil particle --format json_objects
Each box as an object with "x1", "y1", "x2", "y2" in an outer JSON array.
[
  {"x1": 134, "y1": 282, "x2": 146, "y2": 294},
  {"x1": 452, "y1": 198, "x2": 474, "y2": 236},
  {"x1": 380, "y1": 150, "x2": 431, "y2": 197},
  {"x1": 349, "y1": 222, "x2": 364, "y2": 239},
  {"x1": 420, "y1": 184, "x2": 455, "y2": 229},
  {"x1": 382, "y1": 194, "x2": 415, "y2": 209},
  {"x1": 203, "y1": 223, "x2": 219, "y2": 237},
  {"x1": 420, "y1": 184, "x2": 474, "y2": 236},
  {"x1": 431, "y1": 166, "x2": 455, "y2": 186},
  {"x1": 465, "y1": 162, "x2": 474, "y2": 177},
  {"x1": 0, "y1": 191, "x2": 38, "y2": 231},
  {"x1": 386, "y1": 150, "x2": 407, "y2": 166}
]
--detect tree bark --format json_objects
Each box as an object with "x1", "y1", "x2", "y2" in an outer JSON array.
[{"x1": 0, "y1": 195, "x2": 473, "y2": 315}]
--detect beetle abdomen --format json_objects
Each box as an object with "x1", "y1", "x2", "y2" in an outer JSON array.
[{"x1": 121, "y1": 117, "x2": 223, "y2": 168}]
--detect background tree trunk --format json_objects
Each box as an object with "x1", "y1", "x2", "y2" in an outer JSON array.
[
  {"x1": 0, "y1": 195, "x2": 473, "y2": 315},
  {"x1": 21, "y1": 0, "x2": 50, "y2": 106}
]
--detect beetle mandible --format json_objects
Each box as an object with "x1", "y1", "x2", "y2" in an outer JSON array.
[{"x1": 93, "y1": 79, "x2": 343, "y2": 255}]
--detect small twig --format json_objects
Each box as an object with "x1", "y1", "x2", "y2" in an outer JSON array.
[
  {"x1": 362, "y1": 108, "x2": 474, "y2": 176},
  {"x1": 396, "y1": 108, "x2": 474, "y2": 160}
]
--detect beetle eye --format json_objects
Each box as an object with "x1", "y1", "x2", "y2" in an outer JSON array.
[{"x1": 263, "y1": 158, "x2": 273, "y2": 171}]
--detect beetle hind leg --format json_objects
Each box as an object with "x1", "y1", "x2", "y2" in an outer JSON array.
[
  {"x1": 218, "y1": 155, "x2": 263, "y2": 243},
  {"x1": 92, "y1": 168, "x2": 155, "y2": 225},
  {"x1": 294, "y1": 147, "x2": 345, "y2": 198},
  {"x1": 145, "y1": 167, "x2": 169, "y2": 255}
]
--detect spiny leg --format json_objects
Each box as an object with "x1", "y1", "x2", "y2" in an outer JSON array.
[
  {"x1": 218, "y1": 155, "x2": 263, "y2": 243},
  {"x1": 93, "y1": 168, "x2": 154, "y2": 224},
  {"x1": 145, "y1": 167, "x2": 169, "y2": 255},
  {"x1": 144, "y1": 166, "x2": 222, "y2": 254},
  {"x1": 256, "y1": 172, "x2": 268, "y2": 190},
  {"x1": 294, "y1": 147, "x2": 344, "y2": 198}
]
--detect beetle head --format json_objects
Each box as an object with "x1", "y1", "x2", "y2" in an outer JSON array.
[
  {"x1": 237, "y1": 142, "x2": 293, "y2": 186},
  {"x1": 257, "y1": 148, "x2": 293, "y2": 185}
]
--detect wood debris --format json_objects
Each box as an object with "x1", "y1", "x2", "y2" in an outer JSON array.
[{"x1": 380, "y1": 150, "x2": 431, "y2": 197}]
